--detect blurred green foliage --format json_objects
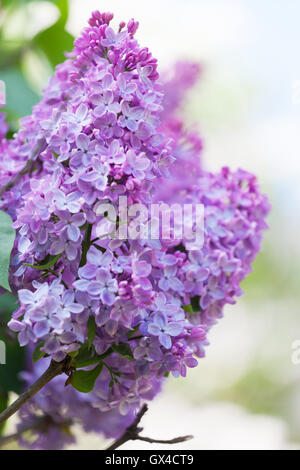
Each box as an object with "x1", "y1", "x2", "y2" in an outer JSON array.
[
  {"x1": 34, "y1": 0, "x2": 74, "y2": 67},
  {"x1": 0, "y1": 0, "x2": 74, "y2": 129}
]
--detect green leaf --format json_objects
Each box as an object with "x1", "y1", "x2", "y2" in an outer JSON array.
[
  {"x1": 32, "y1": 341, "x2": 46, "y2": 363},
  {"x1": 191, "y1": 295, "x2": 201, "y2": 312},
  {"x1": 53, "y1": 0, "x2": 69, "y2": 26},
  {"x1": 0, "y1": 40, "x2": 24, "y2": 69},
  {"x1": 87, "y1": 316, "x2": 96, "y2": 349},
  {"x1": 24, "y1": 254, "x2": 61, "y2": 271},
  {"x1": 0, "y1": 67, "x2": 39, "y2": 121},
  {"x1": 0, "y1": 211, "x2": 15, "y2": 291},
  {"x1": 71, "y1": 363, "x2": 103, "y2": 393},
  {"x1": 1, "y1": 0, "x2": 58, "y2": 5},
  {"x1": 33, "y1": 1, "x2": 74, "y2": 68},
  {"x1": 1, "y1": 1, "x2": 69, "y2": 14},
  {"x1": 127, "y1": 326, "x2": 139, "y2": 339},
  {"x1": 183, "y1": 304, "x2": 193, "y2": 314},
  {"x1": 34, "y1": 25, "x2": 74, "y2": 68},
  {"x1": 0, "y1": 293, "x2": 25, "y2": 394},
  {"x1": 112, "y1": 343, "x2": 134, "y2": 360},
  {"x1": 183, "y1": 296, "x2": 201, "y2": 315},
  {"x1": 0, "y1": 292, "x2": 18, "y2": 313},
  {"x1": 72, "y1": 342, "x2": 97, "y2": 368}
]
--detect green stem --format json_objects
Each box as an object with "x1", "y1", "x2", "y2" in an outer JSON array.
[
  {"x1": 80, "y1": 224, "x2": 92, "y2": 267},
  {"x1": 0, "y1": 357, "x2": 70, "y2": 426}
]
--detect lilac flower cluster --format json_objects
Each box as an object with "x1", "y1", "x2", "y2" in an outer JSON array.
[
  {"x1": 160, "y1": 61, "x2": 201, "y2": 119},
  {"x1": 0, "y1": 11, "x2": 270, "y2": 449},
  {"x1": 159, "y1": 166, "x2": 270, "y2": 331},
  {"x1": 3, "y1": 13, "x2": 171, "y2": 361}
]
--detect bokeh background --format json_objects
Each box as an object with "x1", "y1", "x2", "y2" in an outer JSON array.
[{"x1": 0, "y1": 0, "x2": 300, "y2": 450}]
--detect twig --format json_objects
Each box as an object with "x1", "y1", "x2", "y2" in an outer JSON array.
[
  {"x1": 80, "y1": 223, "x2": 93, "y2": 267},
  {"x1": 134, "y1": 435, "x2": 193, "y2": 445},
  {"x1": 0, "y1": 138, "x2": 45, "y2": 197},
  {"x1": 0, "y1": 403, "x2": 192, "y2": 450},
  {"x1": 0, "y1": 356, "x2": 70, "y2": 426},
  {"x1": 106, "y1": 404, "x2": 193, "y2": 450}
]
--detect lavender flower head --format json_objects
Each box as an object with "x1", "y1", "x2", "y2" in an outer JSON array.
[{"x1": 0, "y1": 11, "x2": 270, "y2": 449}]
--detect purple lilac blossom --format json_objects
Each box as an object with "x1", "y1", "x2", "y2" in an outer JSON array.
[{"x1": 0, "y1": 10, "x2": 270, "y2": 450}]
